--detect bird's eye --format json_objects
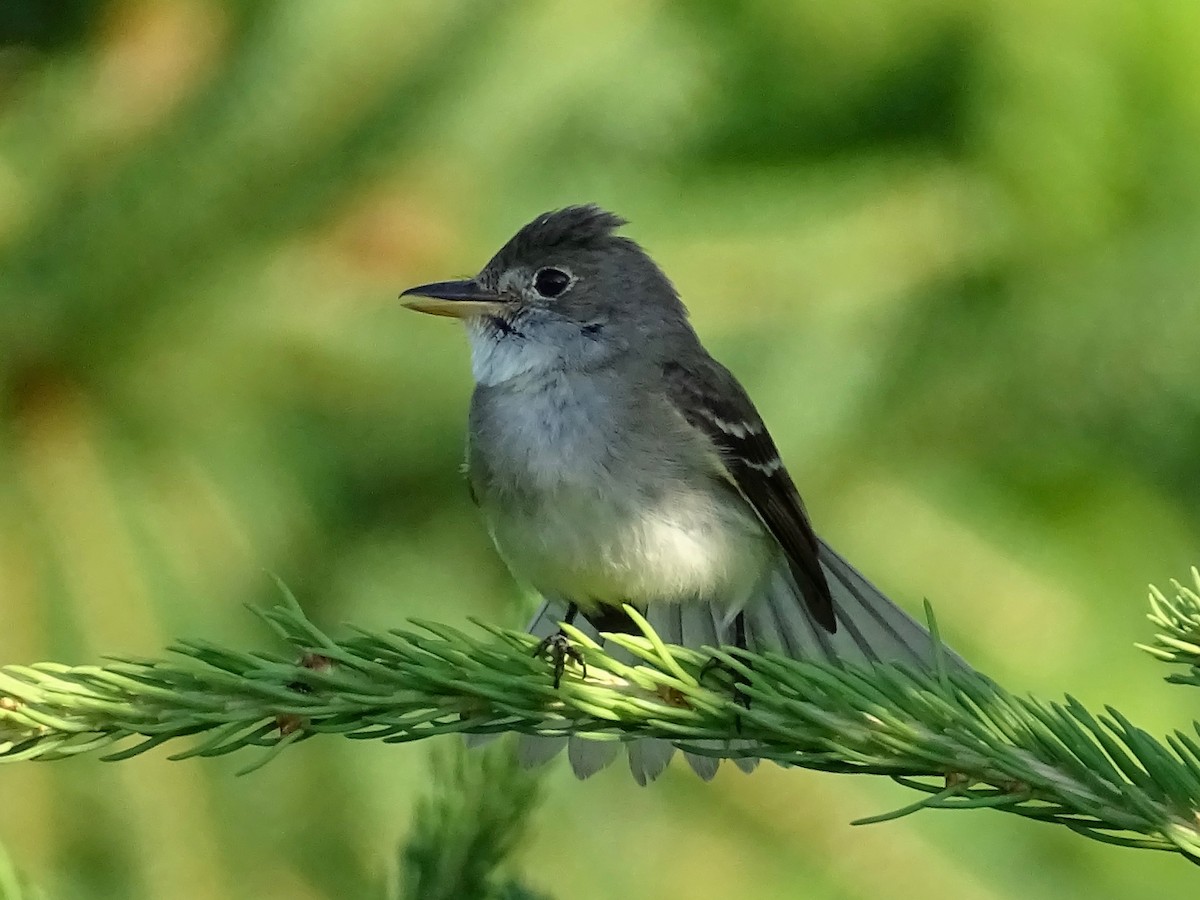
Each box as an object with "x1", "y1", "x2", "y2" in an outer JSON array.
[{"x1": 533, "y1": 267, "x2": 572, "y2": 298}]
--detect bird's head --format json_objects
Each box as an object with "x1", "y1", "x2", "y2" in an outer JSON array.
[{"x1": 399, "y1": 205, "x2": 691, "y2": 383}]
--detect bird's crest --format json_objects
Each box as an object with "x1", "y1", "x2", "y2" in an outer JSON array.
[{"x1": 486, "y1": 205, "x2": 628, "y2": 271}]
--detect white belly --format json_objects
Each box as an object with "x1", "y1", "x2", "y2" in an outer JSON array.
[{"x1": 487, "y1": 481, "x2": 771, "y2": 609}]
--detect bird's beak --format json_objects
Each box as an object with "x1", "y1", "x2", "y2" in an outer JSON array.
[{"x1": 399, "y1": 279, "x2": 503, "y2": 319}]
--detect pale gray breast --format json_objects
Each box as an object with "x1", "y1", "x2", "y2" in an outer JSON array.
[
  {"x1": 467, "y1": 368, "x2": 681, "y2": 509},
  {"x1": 465, "y1": 367, "x2": 775, "y2": 606}
]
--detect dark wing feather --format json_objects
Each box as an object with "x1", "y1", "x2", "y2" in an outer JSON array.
[{"x1": 662, "y1": 358, "x2": 837, "y2": 632}]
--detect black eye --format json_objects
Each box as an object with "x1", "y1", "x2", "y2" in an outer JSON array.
[{"x1": 533, "y1": 267, "x2": 571, "y2": 298}]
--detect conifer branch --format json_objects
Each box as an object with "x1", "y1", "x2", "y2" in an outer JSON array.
[
  {"x1": 392, "y1": 743, "x2": 549, "y2": 900},
  {"x1": 1140, "y1": 568, "x2": 1200, "y2": 676},
  {"x1": 4, "y1": 581, "x2": 1200, "y2": 864}
]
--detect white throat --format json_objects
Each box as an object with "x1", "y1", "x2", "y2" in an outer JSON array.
[{"x1": 465, "y1": 319, "x2": 562, "y2": 387}]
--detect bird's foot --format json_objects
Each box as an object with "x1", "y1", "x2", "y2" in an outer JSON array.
[
  {"x1": 700, "y1": 611, "x2": 754, "y2": 720},
  {"x1": 699, "y1": 656, "x2": 754, "y2": 724},
  {"x1": 533, "y1": 631, "x2": 586, "y2": 688}
]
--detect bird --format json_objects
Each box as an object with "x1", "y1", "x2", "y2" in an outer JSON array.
[{"x1": 399, "y1": 205, "x2": 969, "y2": 783}]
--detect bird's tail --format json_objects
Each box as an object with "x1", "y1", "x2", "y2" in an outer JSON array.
[{"x1": 508, "y1": 538, "x2": 972, "y2": 784}]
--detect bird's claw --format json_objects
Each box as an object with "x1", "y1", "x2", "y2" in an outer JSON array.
[
  {"x1": 699, "y1": 656, "x2": 753, "y2": 715},
  {"x1": 533, "y1": 631, "x2": 586, "y2": 688}
]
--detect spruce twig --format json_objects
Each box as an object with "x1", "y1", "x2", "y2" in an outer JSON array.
[
  {"x1": 1140, "y1": 568, "x2": 1200, "y2": 676},
  {"x1": 391, "y1": 743, "x2": 549, "y2": 900},
  {"x1": 4, "y1": 579, "x2": 1200, "y2": 863}
]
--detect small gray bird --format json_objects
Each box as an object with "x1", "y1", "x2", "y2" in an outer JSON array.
[{"x1": 400, "y1": 205, "x2": 967, "y2": 783}]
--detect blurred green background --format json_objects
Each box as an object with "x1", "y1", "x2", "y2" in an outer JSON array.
[{"x1": 2, "y1": 0, "x2": 1199, "y2": 897}]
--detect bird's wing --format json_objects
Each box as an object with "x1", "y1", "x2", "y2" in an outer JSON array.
[{"x1": 662, "y1": 357, "x2": 836, "y2": 632}]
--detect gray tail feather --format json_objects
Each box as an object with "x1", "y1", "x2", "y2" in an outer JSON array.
[
  {"x1": 811, "y1": 539, "x2": 972, "y2": 672},
  {"x1": 743, "y1": 540, "x2": 971, "y2": 673},
  {"x1": 496, "y1": 539, "x2": 970, "y2": 783}
]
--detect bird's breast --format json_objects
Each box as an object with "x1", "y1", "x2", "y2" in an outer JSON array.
[{"x1": 467, "y1": 373, "x2": 772, "y2": 607}]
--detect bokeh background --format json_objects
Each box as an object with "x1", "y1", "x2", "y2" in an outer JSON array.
[{"x1": 2, "y1": 1, "x2": 1199, "y2": 897}]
